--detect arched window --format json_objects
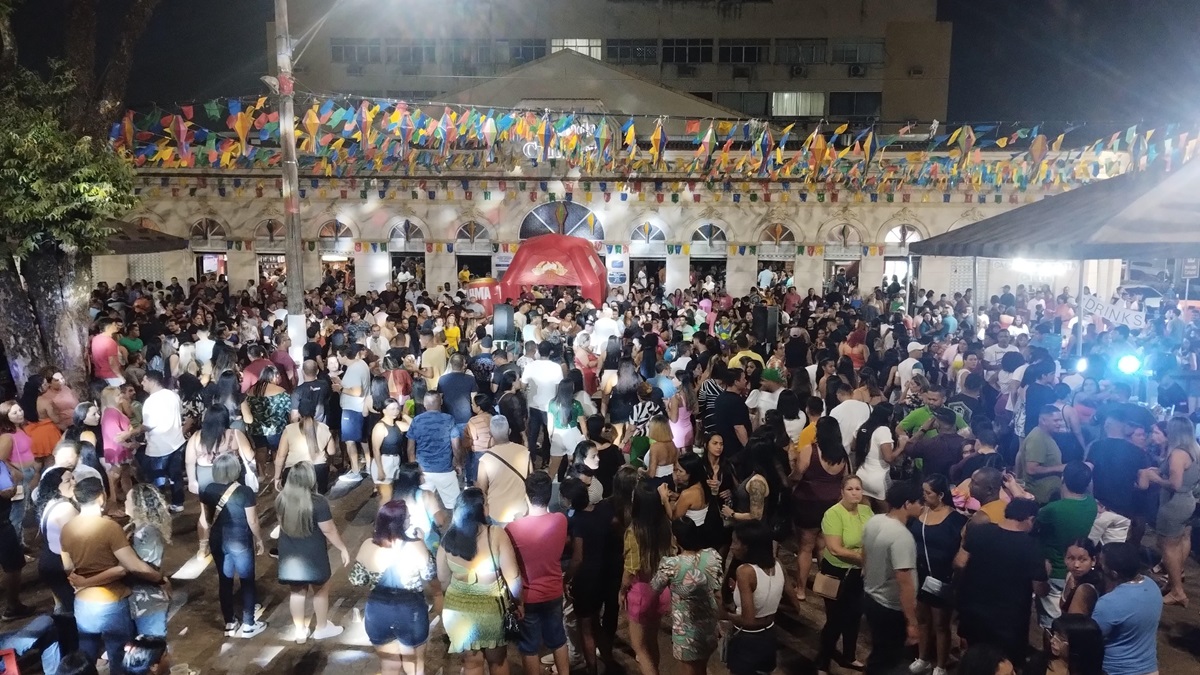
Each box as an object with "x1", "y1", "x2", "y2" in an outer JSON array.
[
  {"x1": 319, "y1": 220, "x2": 353, "y2": 240},
  {"x1": 456, "y1": 221, "x2": 490, "y2": 242},
  {"x1": 884, "y1": 224, "x2": 922, "y2": 246},
  {"x1": 631, "y1": 222, "x2": 666, "y2": 242},
  {"x1": 520, "y1": 201, "x2": 604, "y2": 240},
  {"x1": 761, "y1": 223, "x2": 796, "y2": 244},
  {"x1": 254, "y1": 219, "x2": 285, "y2": 243},
  {"x1": 388, "y1": 219, "x2": 425, "y2": 241},
  {"x1": 691, "y1": 223, "x2": 727, "y2": 244},
  {"x1": 825, "y1": 223, "x2": 861, "y2": 246},
  {"x1": 190, "y1": 218, "x2": 228, "y2": 242}
]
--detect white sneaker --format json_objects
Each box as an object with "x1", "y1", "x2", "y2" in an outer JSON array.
[
  {"x1": 337, "y1": 472, "x2": 362, "y2": 483},
  {"x1": 222, "y1": 622, "x2": 240, "y2": 637},
  {"x1": 933, "y1": 668, "x2": 948, "y2": 675},
  {"x1": 312, "y1": 622, "x2": 344, "y2": 640},
  {"x1": 240, "y1": 620, "x2": 268, "y2": 638},
  {"x1": 909, "y1": 659, "x2": 932, "y2": 674},
  {"x1": 290, "y1": 625, "x2": 308, "y2": 644}
]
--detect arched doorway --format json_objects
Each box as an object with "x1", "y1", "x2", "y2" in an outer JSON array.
[
  {"x1": 455, "y1": 221, "x2": 493, "y2": 280},
  {"x1": 883, "y1": 224, "x2": 923, "y2": 294},
  {"x1": 387, "y1": 218, "x2": 426, "y2": 285},
  {"x1": 253, "y1": 219, "x2": 287, "y2": 280},
  {"x1": 759, "y1": 223, "x2": 798, "y2": 288},
  {"x1": 629, "y1": 221, "x2": 667, "y2": 289},
  {"x1": 318, "y1": 219, "x2": 356, "y2": 283}
]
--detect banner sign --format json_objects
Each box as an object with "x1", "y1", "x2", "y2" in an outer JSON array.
[{"x1": 1081, "y1": 294, "x2": 1147, "y2": 330}]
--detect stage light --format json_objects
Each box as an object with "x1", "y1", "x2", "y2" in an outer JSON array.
[
  {"x1": 1117, "y1": 355, "x2": 1141, "y2": 375},
  {"x1": 1074, "y1": 357, "x2": 1088, "y2": 373}
]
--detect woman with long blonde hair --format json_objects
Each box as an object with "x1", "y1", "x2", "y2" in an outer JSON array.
[
  {"x1": 275, "y1": 461, "x2": 351, "y2": 643},
  {"x1": 1139, "y1": 416, "x2": 1200, "y2": 606}
]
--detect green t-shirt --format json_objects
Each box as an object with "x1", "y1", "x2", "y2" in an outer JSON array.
[
  {"x1": 1035, "y1": 495, "x2": 1098, "y2": 578},
  {"x1": 821, "y1": 502, "x2": 874, "y2": 569},
  {"x1": 1019, "y1": 428, "x2": 1063, "y2": 504},
  {"x1": 898, "y1": 406, "x2": 967, "y2": 438}
]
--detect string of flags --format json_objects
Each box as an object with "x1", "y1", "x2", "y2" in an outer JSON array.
[{"x1": 110, "y1": 95, "x2": 1199, "y2": 190}]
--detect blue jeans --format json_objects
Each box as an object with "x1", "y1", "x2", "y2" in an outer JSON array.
[
  {"x1": 75, "y1": 597, "x2": 135, "y2": 675},
  {"x1": 214, "y1": 538, "x2": 258, "y2": 626},
  {"x1": 137, "y1": 447, "x2": 185, "y2": 507},
  {"x1": 9, "y1": 465, "x2": 35, "y2": 541},
  {"x1": 0, "y1": 614, "x2": 61, "y2": 675}
]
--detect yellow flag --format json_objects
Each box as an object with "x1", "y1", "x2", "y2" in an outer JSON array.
[
  {"x1": 717, "y1": 121, "x2": 734, "y2": 137},
  {"x1": 995, "y1": 137, "x2": 1009, "y2": 148},
  {"x1": 833, "y1": 123, "x2": 849, "y2": 136},
  {"x1": 1051, "y1": 134, "x2": 1065, "y2": 152},
  {"x1": 947, "y1": 128, "x2": 962, "y2": 147}
]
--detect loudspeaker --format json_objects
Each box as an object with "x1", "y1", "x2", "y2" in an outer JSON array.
[
  {"x1": 492, "y1": 303, "x2": 516, "y2": 344},
  {"x1": 753, "y1": 305, "x2": 779, "y2": 344}
]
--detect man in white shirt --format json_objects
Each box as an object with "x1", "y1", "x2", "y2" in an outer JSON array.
[
  {"x1": 829, "y1": 381, "x2": 872, "y2": 451},
  {"x1": 194, "y1": 328, "x2": 215, "y2": 367},
  {"x1": 591, "y1": 306, "x2": 622, "y2": 359},
  {"x1": 520, "y1": 341, "x2": 564, "y2": 464},
  {"x1": 757, "y1": 267, "x2": 775, "y2": 290},
  {"x1": 140, "y1": 370, "x2": 187, "y2": 512},
  {"x1": 747, "y1": 368, "x2": 786, "y2": 428},
  {"x1": 983, "y1": 330, "x2": 1020, "y2": 383},
  {"x1": 895, "y1": 342, "x2": 926, "y2": 395}
]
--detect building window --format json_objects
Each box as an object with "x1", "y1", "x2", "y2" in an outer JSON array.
[
  {"x1": 771, "y1": 91, "x2": 824, "y2": 117},
  {"x1": 605, "y1": 39, "x2": 658, "y2": 64},
  {"x1": 449, "y1": 39, "x2": 494, "y2": 64},
  {"x1": 385, "y1": 39, "x2": 437, "y2": 64},
  {"x1": 776, "y1": 38, "x2": 827, "y2": 65},
  {"x1": 826, "y1": 224, "x2": 861, "y2": 246},
  {"x1": 190, "y1": 218, "x2": 228, "y2": 242},
  {"x1": 885, "y1": 224, "x2": 922, "y2": 246},
  {"x1": 552, "y1": 38, "x2": 602, "y2": 59},
  {"x1": 631, "y1": 223, "x2": 666, "y2": 243},
  {"x1": 506, "y1": 39, "x2": 548, "y2": 64},
  {"x1": 254, "y1": 219, "x2": 285, "y2": 243},
  {"x1": 331, "y1": 38, "x2": 381, "y2": 64},
  {"x1": 661, "y1": 38, "x2": 713, "y2": 64},
  {"x1": 691, "y1": 223, "x2": 727, "y2": 244},
  {"x1": 831, "y1": 40, "x2": 884, "y2": 64},
  {"x1": 715, "y1": 91, "x2": 768, "y2": 117},
  {"x1": 520, "y1": 202, "x2": 604, "y2": 241},
  {"x1": 388, "y1": 219, "x2": 424, "y2": 241},
  {"x1": 761, "y1": 223, "x2": 796, "y2": 244},
  {"x1": 828, "y1": 92, "x2": 882, "y2": 118},
  {"x1": 718, "y1": 39, "x2": 769, "y2": 64},
  {"x1": 318, "y1": 220, "x2": 353, "y2": 240},
  {"x1": 690, "y1": 91, "x2": 714, "y2": 101},
  {"x1": 456, "y1": 221, "x2": 490, "y2": 242}
]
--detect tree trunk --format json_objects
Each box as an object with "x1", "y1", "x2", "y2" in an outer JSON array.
[
  {"x1": 23, "y1": 244, "x2": 93, "y2": 394},
  {"x1": 0, "y1": 252, "x2": 48, "y2": 392}
]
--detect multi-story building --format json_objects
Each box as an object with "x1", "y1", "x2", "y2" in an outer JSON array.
[{"x1": 277, "y1": 0, "x2": 951, "y2": 124}]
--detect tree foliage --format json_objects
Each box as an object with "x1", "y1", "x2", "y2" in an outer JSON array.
[{"x1": 0, "y1": 64, "x2": 136, "y2": 258}]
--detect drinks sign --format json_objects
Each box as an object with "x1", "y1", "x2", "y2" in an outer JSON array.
[{"x1": 1081, "y1": 293, "x2": 1146, "y2": 330}]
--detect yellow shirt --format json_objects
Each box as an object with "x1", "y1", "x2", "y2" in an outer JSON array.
[
  {"x1": 726, "y1": 350, "x2": 765, "y2": 368},
  {"x1": 796, "y1": 422, "x2": 817, "y2": 451},
  {"x1": 458, "y1": 269, "x2": 471, "y2": 284},
  {"x1": 444, "y1": 325, "x2": 461, "y2": 352}
]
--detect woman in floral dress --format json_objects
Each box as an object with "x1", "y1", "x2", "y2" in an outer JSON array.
[{"x1": 650, "y1": 516, "x2": 724, "y2": 675}]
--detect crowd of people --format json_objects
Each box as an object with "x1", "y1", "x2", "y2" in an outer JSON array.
[{"x1": 0, "y1": 263, "x2": 1193, "y2": 675}]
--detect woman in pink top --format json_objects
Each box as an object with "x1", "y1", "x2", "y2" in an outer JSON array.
[
  {"x1": 0, "y1": 401, "x2": 38, "y2": 546},
  {"x1": 99, "y1": 387, "x2": 138, "y2": 508}
]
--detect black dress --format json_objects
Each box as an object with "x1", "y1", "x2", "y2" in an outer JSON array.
[
  {"x1": 907, "y1": 509, "x2": 968, "y2": 608},
  {"x1": 278, "y1": 495, "x2": 334, "y2": 585}
]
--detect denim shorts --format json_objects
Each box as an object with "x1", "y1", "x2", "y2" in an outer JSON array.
[
  {"x1": 341, "y1": 410, "x2": 365, "y2": 443},
  {"x1": 517, "y1": 597, "x2": 568, "y2": 655},
  {"x1": 365, "y1": 588, "x2": 429, "y2": 648}
]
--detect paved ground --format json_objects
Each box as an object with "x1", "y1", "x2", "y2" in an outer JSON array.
[{"x1": 7, "y1": 481, "x2": 1200, "y2": 674}]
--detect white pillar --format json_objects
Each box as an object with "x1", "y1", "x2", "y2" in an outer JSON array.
[
  {"x1": 227, "y1": 250, "x2": 256, "y2": 286},
  {"x1": 426, "y1": 249, "x2": 457, "y2": 292},
  {"x1": 858, "y1": 254, "x2": 886, "y2": 295},
  {"x1": 726, "y1": 250, "x2": 758, "y2": 296},
  {"x1": 664, "y1": 251, "x2": 689, "y2": 293},
  {"x1": 354, "y1": 250, "x2": 392, "y2": 294},
  {"x1": 606, "y1": 250, "x2": 630, "y2": 294},
  {"x1": 794, "y1": 251, "x2": 824, "y2": 294}
]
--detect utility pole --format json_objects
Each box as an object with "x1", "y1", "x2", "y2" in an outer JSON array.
[{"x1": 274, "y1": 0, "x2": 306, "y2": 355}]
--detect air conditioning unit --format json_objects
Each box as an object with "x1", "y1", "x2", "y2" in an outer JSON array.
[
  {"x1": 346, "y1": 64, "x2": 365, "y2": 77},
  {"x1": 731, "y1": 65, "x2": 752, "y2": 80},
  {"x1": 789, "y1": 65, "x2": 809, "y2": 79},
  {"x1": 676, "y1": 63, "x2": 698, "y2": 77},
  {"x1": 848, "y1": 63, "x2": 867, "y2": 78}
]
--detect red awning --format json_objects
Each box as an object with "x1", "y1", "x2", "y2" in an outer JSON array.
[{"x1": 500, "y1": 234, "x2": 607, "y2": 306}]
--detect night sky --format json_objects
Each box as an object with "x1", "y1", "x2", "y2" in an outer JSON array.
[{"x1": 10, "y1": 0, "x2": 1200, "y2": 125}]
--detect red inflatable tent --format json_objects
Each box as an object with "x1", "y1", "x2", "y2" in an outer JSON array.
[{"x1": 500, "y1": 234, "x2": 608, "y2": 306}]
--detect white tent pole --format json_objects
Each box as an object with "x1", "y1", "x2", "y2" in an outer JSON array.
[{"x1": 1077, "y1": 260, "x2": 1086, "y2": 357}]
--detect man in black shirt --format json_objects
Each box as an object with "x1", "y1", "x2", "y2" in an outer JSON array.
[
  {"x1": 711, "y1": 368, "x2": 751, "y2": 457},
  {"x1": 491, "y1": 348, "x2": 519, "y2": 394},
  {"x1": 292, "y1": 360, "x2": 332, "y2": 424},
  {"x1": 947, "y1": 373, "x2": 987, "y2": 424},
  {"x1": 954, "y1": 498, "x2": 1048, "y2": 665}
]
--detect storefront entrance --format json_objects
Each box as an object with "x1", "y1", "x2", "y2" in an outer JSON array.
[
  {"x1": 257, "y1": 254, "x2": 286, "y2": 282},
  {"x1": 629, "y1": 259, "x2": 665, "y2": 290},
  {"x1": 391, "y1": 253, "x2": 425, "y2": 286},
  {"x1": 824, "y1": 259, "x2": 858, "y2": 294},
  {"x1": 757, "y1": 260, "x2": 794, "y2": 288}
]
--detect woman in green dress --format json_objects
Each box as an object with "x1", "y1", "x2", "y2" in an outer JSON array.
[{"x1": 650, "y1": 518, "x2": 724, "y2": 675}]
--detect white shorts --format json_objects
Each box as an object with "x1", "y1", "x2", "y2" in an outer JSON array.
[
  {"x1": 105, "y1": 376, "x2": 126, "y2": 387},
  {"x1": 423, "y1": 471, "x2": 461, "y2": 510},
  {"x1": 371, "y1": 455, "x2": 402, "y2": 485}
]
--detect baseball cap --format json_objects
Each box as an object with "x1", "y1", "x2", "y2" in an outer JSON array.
[
  {"x1": 907, "y1": 341, "x2": 925, "y2": 353},
  {"x1": 761, "y1": 368, "x2": 785, "y2": 384}
]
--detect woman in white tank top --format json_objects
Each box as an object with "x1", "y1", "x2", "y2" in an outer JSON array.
[{"x1": 728, "y1": 523, "x2": 785, "y2": 675}]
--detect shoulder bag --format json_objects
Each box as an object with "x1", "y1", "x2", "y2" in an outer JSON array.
[
  {"x1": 919, "y1": 511, "x2": 952, "y2": 600},
  {"x1": 204, "y1": 483, "x2": 241, "y2": 547},
  {"x1": 483, "y1": 450, "x2": 530, "y2": 484},
  {"x1": 485, "y1": 527, "x2": 523, "y2": 641}
]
